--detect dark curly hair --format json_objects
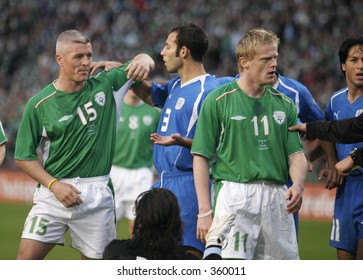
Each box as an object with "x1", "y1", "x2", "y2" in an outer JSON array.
[{"x1": 130, "y1": 188, "x2": 184, "y2": 259}]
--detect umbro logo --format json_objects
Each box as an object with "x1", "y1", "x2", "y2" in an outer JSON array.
[
  {"x1": 58, "y1": 115, "x2": 73, "y2": 122},
  {"x1": 231, "y1": 116, "x2": 246, "y2": 120}
]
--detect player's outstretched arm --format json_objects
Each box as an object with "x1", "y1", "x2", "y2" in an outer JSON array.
[
  {"x1": 288, "y1": 123, "x2": 307, "y2": 133},
  {"x1": 150, "y1": 133, "x2": 193, "y2": 149},
  {"x1": 89, "y1": 61, "x2": 123, "y2": 76},
  {"x1": 126, "y1": 53, "x2": 155, "y2": 82}
]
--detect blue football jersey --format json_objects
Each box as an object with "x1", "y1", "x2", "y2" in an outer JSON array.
[
  {"x1": 274, "y1": 73, "x2": 324, "y2": 122},
  {"x1": 151, "y1": 74, "x2": 221, "y2": 174},
  {"x1": 325, "y1": 87, "x2": 363, "y2": 175}
]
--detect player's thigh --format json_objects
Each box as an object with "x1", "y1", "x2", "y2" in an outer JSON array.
[
  {"x1": 356, "y1": 211, "x2": 363, "y2": 259},
  {"x1": 337, "y1": 249, "x2": 355, "y2": 260},
  {"x1": 356, "y1": 239, "x2": 363, "y2": 260},
  {"x1": 69, "y1": 179, "x2": 116, "y2": 259},
  {"x1": 17, "y1": 239, "x2": 56, "y2": 260},
  {"x1": 162, "y1": 173, "x2": 204, "y2": 253},
  {"x1": 257, "y1": 183, "x2": 299, "y2": 260},
  {"x1": 21, "y1": 187, "x2": 70, "y2": 245},
  {"x1": 216, "y1": 181, "x2": 262, "y2": 259}
]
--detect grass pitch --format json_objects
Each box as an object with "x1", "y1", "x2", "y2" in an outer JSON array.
[{"x1": 0, "y1": 202, "x2": 336, "y2": 260}]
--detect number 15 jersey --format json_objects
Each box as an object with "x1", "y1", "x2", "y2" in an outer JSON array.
[{"x1": 15, "y1": 62, "x2": 133, "y2": 179}]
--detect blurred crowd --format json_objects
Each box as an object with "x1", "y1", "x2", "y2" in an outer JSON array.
[{"x1": 0, "y1": 0, "x2": 362, "y2": 167}]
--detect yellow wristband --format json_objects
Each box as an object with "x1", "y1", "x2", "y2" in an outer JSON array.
[{"x1": 47, "y1": 179, "x2": 58, "y2": 190}]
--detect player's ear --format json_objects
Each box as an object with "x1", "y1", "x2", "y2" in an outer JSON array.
[
  {"x1": 55, "y1": 53, "x2": 63, "y2": 66},
  {"x1": 341, "y1": 62, "x2": 346, "y2": 72},
  {"x1": 179, "y1": 46, "x2": 188, "y2": 59},
  {"x1": 238, "y1": 56, "x2": 249, "y2": 70}
]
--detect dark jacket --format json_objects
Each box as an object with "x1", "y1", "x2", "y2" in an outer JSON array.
[
  {"x1": 102, "y1": 239, "x2": 221, "y2": 260},
  {"x1": 306, "y1": 114, "x2": 363, "y2": 165}
]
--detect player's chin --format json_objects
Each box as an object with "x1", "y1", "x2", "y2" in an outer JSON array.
[
  {"x1": 265, "y1": 74, "x2": 275, "y2": 83},
  {"x1": 77, "y1": 74, "x2": 89, "y2": 81}
]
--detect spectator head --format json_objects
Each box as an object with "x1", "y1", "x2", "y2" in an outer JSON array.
[{"x1": 131, "y1": 188, "x2": 183, "y2": 259}]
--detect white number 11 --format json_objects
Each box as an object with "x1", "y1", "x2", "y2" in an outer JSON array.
[{"x1": 251, "y1": 115, "x2": 269, "y2": 136}]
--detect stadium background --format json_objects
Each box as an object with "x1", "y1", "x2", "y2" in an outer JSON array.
[{"x1": 0, "y1": 0, "x2": 362, "y2": 259}]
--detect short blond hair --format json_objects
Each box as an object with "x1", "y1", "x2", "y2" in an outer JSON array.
[
  {"x1": 56, "y1": 30, "x2": 90, "y2": 54},
  {"x1": 235, "y1": 28, "x2": 279, "y2": 62}
]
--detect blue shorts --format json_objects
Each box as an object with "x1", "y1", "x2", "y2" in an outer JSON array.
[
  {"x1": 330, "y1": 175, "x2": 363, "y2": 254},
  {"x1": 152, "y1": 171, "x2": 205, "y2": 253}
]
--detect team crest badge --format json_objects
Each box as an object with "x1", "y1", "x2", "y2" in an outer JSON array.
[
  {"x1": 175, "y1": 98, "x2": 185, "y2": 110},
  {"x1": 143, "y1": 115, "x2": 153, "y2": 126},
  {"x1": 273, "y1": 111, "x2": 286, "y2": 125},
  {"x1": 95, "y1": 92, "x2": 106, "y2": 106}
]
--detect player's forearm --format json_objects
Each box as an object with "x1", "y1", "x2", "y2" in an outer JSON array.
[
  {"x1": 288, "y1": 152, "x2": 307, "y2": 190},
  {"x1": 0, "y1": 145, "x2": 5, "y2": 166},
  {"x1": 15, "y1": 159, "x2": 55, "y2": 187},
  {"x1": 179, "y1": 136, "x2": 192, "y2": 149},
  {"x1": 193, "y1": 154, "x2": 212, "y2": 213},
  {"x1": 319, "y1": 140, "x2": 339, "y2": 167},
  {"x1": 305, "y1": 140, "x2": 324, "y2": 163},
  {"x1": 131, "y1": 81, "x2": 153, "y2": 105},
  {"x1": 133, "y1": 53, "x2": 155, "y2": 72}
]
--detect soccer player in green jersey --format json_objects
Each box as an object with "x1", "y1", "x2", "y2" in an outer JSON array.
[
  {"x1": 0, "y1": 121, "x2": 7, "y2": 166},
  {"x1": 191, "y1": 28, "x2": 308, "y2": 259},
  {"x1": 14, "y1": 30, "x2": 154, "y2": 259},
  {"x1": 110, "y1": 90, "x2": 160, "y2": 237}
]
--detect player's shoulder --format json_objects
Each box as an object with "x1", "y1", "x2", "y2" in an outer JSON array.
[
  {"x1": 329, "y1": 87, "x2": 348, "y2": 104},
  {"x1": 267, "y1": 86, "x2": 294, "y2": 105},
  {"x1": 167, "y1": 76, "x2": 182, "y2": 91},
  {"x1": 180, "y1": 74, "x2": 220, "y2": 95},
  {"x1": 215, "y1": 75, "x2": 236, "y2": 85},
  {"x1": 27, "y1": 83, "x2": 58, "y2": 107},
  {"x1": 204, "y1": 74, "x2": 224, "y2": 90},
  {"x1": 207, "y1": 80, "x2": 239, "y2": 102},
  {"x1": 330, "y1": 87, "x2": 348, "y2": 99},
  {"x1": 277, "y1": 74, "x2": 309, "y2": 93}
]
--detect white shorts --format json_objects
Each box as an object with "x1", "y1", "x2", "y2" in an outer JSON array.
[
  {"x1": 110, "y1": 166, "x2": 154, "y2": 221},
  {"x1": 215, "y1": 181, "x2": 299, "y2": 260},
  {"x1": 21, "y1": 175, "x2": 116, "y2": 259}
]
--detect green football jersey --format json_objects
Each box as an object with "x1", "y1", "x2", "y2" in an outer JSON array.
[
  {"x1": 15, "y1": 62, "x2": 134, "y2": 179},
  {"x1": 0, "y1": 121, "x2": 7, "y2": 145},
  {"x1": 192, "y1": 81, "x2": 303, "y2": 185},
  {"x1": 112, "y1": 102, "x2": 160, "y2": 168}
]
